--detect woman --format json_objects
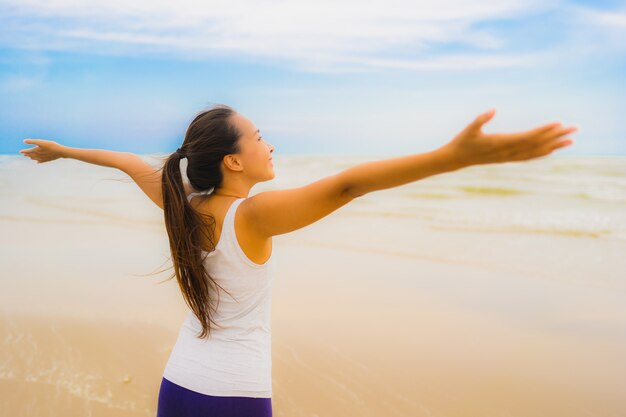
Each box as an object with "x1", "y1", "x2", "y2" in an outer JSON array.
[{"x1": 19, "y1": 104, "x2": 577, "y2": 416}]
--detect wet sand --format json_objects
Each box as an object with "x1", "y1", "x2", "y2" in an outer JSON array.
[{"x1": 0, "y1": 312, "x2": 171, "y2": 417}]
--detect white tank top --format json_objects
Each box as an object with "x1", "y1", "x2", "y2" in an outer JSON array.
[{"x1": 163, "y1": 196, "x2": 275, "y2": 398}]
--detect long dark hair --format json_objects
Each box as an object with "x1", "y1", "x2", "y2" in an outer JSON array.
[{"x1": 161, "y1": 104, "x2": 241, "y2": 340}]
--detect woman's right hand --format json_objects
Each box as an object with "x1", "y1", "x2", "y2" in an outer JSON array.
[
  {"x1": 20, "y1": 139, "x2": 67, "y2": 164},
  {"x1": 441, "y1": 109, "x2": 578, "y2": 167}
]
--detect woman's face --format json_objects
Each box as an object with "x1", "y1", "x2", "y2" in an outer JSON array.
[{"x1": 230, "y1": 112, "x2": 275, "y2": 181}]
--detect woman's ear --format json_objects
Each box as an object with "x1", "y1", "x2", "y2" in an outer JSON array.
[{"x1": 223, "y1": 154, "x2": 244, "y2": 172}]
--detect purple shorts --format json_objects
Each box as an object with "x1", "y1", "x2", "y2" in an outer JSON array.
[{"x1": 156, "y1": 377, "x2": 273, "y2": 417}]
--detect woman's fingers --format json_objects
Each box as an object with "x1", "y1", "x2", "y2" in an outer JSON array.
[
  {"x1": 541, "y1": 127, "x2": 577, "y2": 153},
  {"x1": 523, "y1": 126, "x2": 577, "y2": 159},
  {"x1": 21, "y1": 139, "x2": 40, "y2": 153},
  {"x1": 504, "y1": 122, "x2": 561, "y2": 143},
  {"x1": 489, "y1": 123, "x2": 558, "y2": 145},
  {"x1": 22, "y1": 138, "x2": 55, "y2": 148},
  {"x1": 22, "y1": 138, "x2": 42, "y2": 148},
  {"x1": 20, "y1": 139, "x2": 44, "y2": 162},
  {"x1": 489, "y1": 123, "x2": 577, "y2": 163},
  {"x1": 510, "y1": 124, "x2": 576, "y2": 147},
  {"x1": 19, "y1": 138, "x2": 65, "y2": 164},
  {"x1": 545, "y1": 126, "x2": 578, "y2": 140},
  {"x1": 534, "y1": 126, "x2": 576, "y2": 151},
  {"x1": 468, "y1": 109, "x2": 496, "y2": 134}
]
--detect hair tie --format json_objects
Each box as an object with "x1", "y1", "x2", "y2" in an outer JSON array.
[{"x1": 175, "y1": 147, "x2": 186, "y2": 158}]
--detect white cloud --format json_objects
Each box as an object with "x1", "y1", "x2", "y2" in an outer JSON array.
[
  {"x1": 0, "y1": 73, "x2": 43, "y2": 91},
  {"x1": 575, "y1": 5, "x2": 626, "y2": 28},
  {"x1": 324, "y1": 50, "x2": 551, "y2": 72},
  {"x1": 0, "y1": 0, "x2": 563, "y2": 72},
  {"x1": 560, "y1": 4, "x2": 626, "y2": 55}
]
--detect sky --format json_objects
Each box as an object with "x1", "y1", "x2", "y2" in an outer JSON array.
[{"x1": 1, "y1": 0, "x2": 624, "y2": 156}]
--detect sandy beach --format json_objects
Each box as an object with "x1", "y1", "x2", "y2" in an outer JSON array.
[{"x1": 1, "y1": 154, "x2": 625, "y2": 416}]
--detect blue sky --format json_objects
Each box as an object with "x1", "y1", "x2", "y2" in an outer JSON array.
[{"x1": 1, "y1": 0, "x2": 624, "y2": 156}]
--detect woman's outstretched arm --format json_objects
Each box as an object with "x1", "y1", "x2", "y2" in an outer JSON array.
[
  {"x1": 343, "y1": 109, "x2": 577, "y2": 198},
  {"x1": 19, "y1": 139, "x2": 192, "y2": 209}
]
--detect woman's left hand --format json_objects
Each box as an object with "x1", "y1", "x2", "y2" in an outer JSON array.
[{"x1": 20, "y1": 139, "x2": 67, "y2": 164}]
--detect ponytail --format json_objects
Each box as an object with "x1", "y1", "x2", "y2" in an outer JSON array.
[
  {"x1": 161, "y1": 152, "x2": 217, "y2": 339},
  {"x1": 160, "y1": 104, "x2": 241, "y2": 339}
]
